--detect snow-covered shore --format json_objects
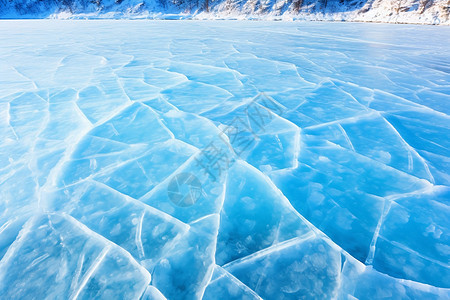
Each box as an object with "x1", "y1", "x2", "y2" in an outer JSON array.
[{"x1": 1, "y1": 0, "x2": 449, "y2": 25}]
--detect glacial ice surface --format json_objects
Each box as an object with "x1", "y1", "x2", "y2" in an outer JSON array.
[{"x1": 0, "y1": 20, "x2": 449, "y2": 299}]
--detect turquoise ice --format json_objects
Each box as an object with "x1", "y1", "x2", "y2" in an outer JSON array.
[{"x1": 0, "y1": 20, "x2": 449, "y2": 299}]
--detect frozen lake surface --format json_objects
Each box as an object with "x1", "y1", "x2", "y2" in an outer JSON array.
[{"x1": 0, "y1": 20, "x2": 449, "y2": 299}]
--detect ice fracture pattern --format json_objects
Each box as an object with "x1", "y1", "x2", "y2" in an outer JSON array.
[{"x1": 0, "y1": 20, "x2": 449, "y2": 299}]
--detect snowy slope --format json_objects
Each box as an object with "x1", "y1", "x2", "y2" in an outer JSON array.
[{"x1": 0, "y1": 0, "x2": 449, "y2": 24}]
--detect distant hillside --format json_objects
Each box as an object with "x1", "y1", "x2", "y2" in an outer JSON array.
[{"x1": 0, "y1": 0, "x2": 449, "y2": 24}]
